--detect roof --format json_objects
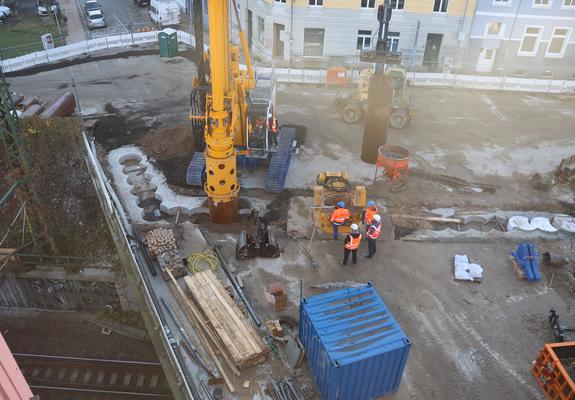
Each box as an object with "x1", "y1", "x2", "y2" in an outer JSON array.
[
  {"x1": 87, "y1": 9, "x2": 103, "y2": 16},
  {"x1": 301, "y1": 284, "x2": 409, "y2": 367}
]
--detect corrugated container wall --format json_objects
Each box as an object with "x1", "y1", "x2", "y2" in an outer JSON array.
[{"x1": 299, "y1": 284, "x2": 411, "y2": 400}]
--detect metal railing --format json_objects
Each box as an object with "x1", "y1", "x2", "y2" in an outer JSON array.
[{"x1": 1, "y1": 30, "x2": 574, "y2": 95}]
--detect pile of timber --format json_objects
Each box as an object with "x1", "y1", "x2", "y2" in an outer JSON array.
[
  {"x1": 167, "y1": 269, "x2": 268, "y2": 393},
  {"x1": 184, "y1": 270, "x2": 268, "y2": 369},
  {"x1": 144, "y1": 228, "x2": 187, "y2": 280}
]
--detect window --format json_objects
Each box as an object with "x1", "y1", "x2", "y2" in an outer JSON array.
[
  {"x1": 361, "y1": 0, "x2": 375, "y2": 8},
  {"x1": 532, "y1": 0, "x2": 551, "y2": 7},
  {"x1": 391, "y1": 0, "x2": 405, "y2": 9},
  {"x1": 303, "y1": 28, "x2": 325, "y2": 57},
  {"x1": 275, "y1": 0, "x2": 286, "y2": 3},
  {"x1": 492, "y1": 0, "x2": 511, "y2": 6},
  {"x1": 309, "y1": 0, "x2": 323, "y2": 6},
  {"x1": 433, "y1": 0, "x2": 448, "y2": 12},
  {"x1": 258, "y1": 16, "x2": 265, "y2": 44},
  {"x1": 546, "y1": 27, "x2": 570, "y2": 58},
  {"x1": 564, "y1": 0, "x2": 575, "y2": 7},
  {"x1": 486, "y1": 22, "x2": 502, "y2": 36},
  {"x1": 357, "y1": 30, "x2": 372, "y2": 50},
  {"x1": 386, "y1": 32, "x2": 400, "y2": 52},
  {"x1": 518, "y1": 26, "x2": 541, "y2": 56}
]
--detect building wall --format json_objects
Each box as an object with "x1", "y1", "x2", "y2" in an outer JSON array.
[
  {"x1": 464, "y1": 0, "x2": 575, "y2": 77},
  {"x1": 240, "y1": 0, "x2": 476, "y2": 68},
  {"x1": 0, "y1": 333, "x2": 33, "y2": 400}
]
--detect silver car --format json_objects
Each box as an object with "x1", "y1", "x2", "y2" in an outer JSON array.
[{"x1": 87, "y1": 9, "x2": 106, "y2": 29}]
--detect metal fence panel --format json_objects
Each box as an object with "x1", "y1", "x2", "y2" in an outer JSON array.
[{"x1": 2, "y1": 30, "x2": 574, "y2": 95}]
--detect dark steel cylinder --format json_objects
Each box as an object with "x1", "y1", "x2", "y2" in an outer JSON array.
[
  {"x1": 41, "y1": 92, "x2": 76, "y2": 118},
  {"x1": 20, "y1": 104, "x2": 45, "y2": 118},
  {"x1": 209, "y1": 198, "x2": 238, "y2": 224},
  {"x1": 361, "y1": 74, "x2": 393, "y2": 164}
]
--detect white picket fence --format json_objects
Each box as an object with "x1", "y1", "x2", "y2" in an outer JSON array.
[{"x1": 2, "y1": 30, "x2": 574, "y2": 95}]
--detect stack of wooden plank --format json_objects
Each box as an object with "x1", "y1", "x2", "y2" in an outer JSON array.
[
  {"x1": 184, "y1": 270, "x2": 268, "y2": 369},
  {"x1": 144, "y1": 228, "x2": 187, "y2": 280}
]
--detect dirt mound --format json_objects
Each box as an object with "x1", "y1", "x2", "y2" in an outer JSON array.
[
  {"x1": 136, "y1": 125, "x2": 194, "y2": 187},
  {"x1": 21, "y1": 117, "x2": 114, "y2": 257}
]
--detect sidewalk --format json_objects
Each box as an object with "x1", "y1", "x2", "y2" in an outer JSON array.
[{"x1": 59, "y1": 0, "x2": 86, "y2": 43}]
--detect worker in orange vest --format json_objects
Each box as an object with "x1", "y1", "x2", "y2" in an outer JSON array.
[
  {"x1": 342, "y1": 223, "x2": 362, "y2": 266},
  {"x1": 362, "y1": 200, "x2": 379, "y2": 225},
  {"x1": 366, "y1": 214, "x2": 381, "y2": 258},
  {"x1": 330, "y1": 201, "x2": 350, "y2": 240}
]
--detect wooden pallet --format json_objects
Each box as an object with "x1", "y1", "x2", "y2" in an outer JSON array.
[
  {"x1": 184, "y1": 270, "x2": 268, "y2": 369},
  {"x1": 509, "y1": 255, "x2": 526, "y2": 280}
]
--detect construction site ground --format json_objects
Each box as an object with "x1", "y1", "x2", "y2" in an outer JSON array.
[{"x1": 5, "y1": 54, "x2": 575, "y2": 400}]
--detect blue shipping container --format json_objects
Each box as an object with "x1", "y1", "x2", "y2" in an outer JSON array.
[{"x1": 299, "y1": 284, "x2": 411, "y2": 400}]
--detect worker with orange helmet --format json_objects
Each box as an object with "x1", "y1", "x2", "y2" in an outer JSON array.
[
  {"x1": 362, "y1": 200, "x2": 379, "y2": 225},
  {"x1": 330, "y1": 201, "x2": 350, "y2": 240},
  {"x1": 342, "y1": 223, "x2": 362, "y2": 266},
  {"x1": 365, "y1": 214, "x2": 382, "y2": 258}
]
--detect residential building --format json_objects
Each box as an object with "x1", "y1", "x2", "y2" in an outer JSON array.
[
  {"x1": 233, "y1": 0, "x2": 476, "y2": 69},
  {"x1": 464, "y1": 0, "x2": 575, "y2": 77}
]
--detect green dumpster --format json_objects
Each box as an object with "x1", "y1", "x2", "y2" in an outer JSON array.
[{"x1": 158, "y1": 28, "x2": 178, "y2": 58}]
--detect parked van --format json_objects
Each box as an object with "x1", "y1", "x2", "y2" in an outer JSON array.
[{"x1": 149, "y1": 0, "x2": 180, "y2": 27}]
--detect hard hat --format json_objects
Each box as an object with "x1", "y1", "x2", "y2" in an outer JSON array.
[
  {"x1": 350, "y1": 223, "x2": 359, "y2": 231},
  {"x1": 337, "y1": 201, "x2": 345, "y2": 208},
  {"x1": 367, "y1": 200, "x2": 375, "y2": 207},
  {"x1": 373, "y1": 214, "x2": 381, "y2": 222}
]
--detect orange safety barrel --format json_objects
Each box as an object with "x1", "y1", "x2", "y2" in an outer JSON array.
[{"x1": 326, "y1": 67, "x2": 349, "y2": 86}]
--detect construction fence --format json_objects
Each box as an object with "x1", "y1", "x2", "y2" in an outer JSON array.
[{"x1": 1, "y1": 30, "x2": 575, "y2": 95}]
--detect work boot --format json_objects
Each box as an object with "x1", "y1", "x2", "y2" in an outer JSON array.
[{"x1": 365, "y1": 254, "x2": 372, "y2": 258}]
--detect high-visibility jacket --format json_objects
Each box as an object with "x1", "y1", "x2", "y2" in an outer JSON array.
[
  {"x1": 367, "y1": 221, "x2": 381, "y2": 239},
  {"x1": 330, "y1": 208, "x2": 350, "y2": 225},
  {"x1": 365, "y1": 205, "x2": 379, "y2": 225},
  {"x1": 345, "y1": 233, "x2": 362, "y2": 250}
]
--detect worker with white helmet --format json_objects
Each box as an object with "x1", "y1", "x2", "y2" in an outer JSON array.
[
  {"x1": 366, "y1": 214, "x2": 382, "y2": 258},
  {"x1": 342, "y1": 223, "x2": 362, "y2": 266}
]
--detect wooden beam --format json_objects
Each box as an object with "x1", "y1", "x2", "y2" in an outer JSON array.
[{"x1": 166, "y1": 270, "x2": 237, "y2": 392}]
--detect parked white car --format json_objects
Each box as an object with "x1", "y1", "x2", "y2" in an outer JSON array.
[
  {"x1": 149, "y1": 0, "x2": 180, "y2": 27},
  {"x1": 37, "y1": 0, "x2": 58, "y2": 16},
  {"x1": 86, "y1": 9, "x2": 106, "y2": 29}
]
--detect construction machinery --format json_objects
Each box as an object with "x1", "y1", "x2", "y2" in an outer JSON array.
[
  {"x1": 333, "y1": 66, "x2": 413, "y2": 128},
  {"x1": 313, "y1": 172, "x2": 366, "y2": 236},
  {"x1": 236, "y1": 210, "x2": 280, "y2": 259},
  {"x1": 186, "y1": 0, "x2": 296, "y2": 223}
]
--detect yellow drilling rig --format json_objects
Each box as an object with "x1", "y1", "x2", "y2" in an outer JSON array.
[{"x1": 187, "y1": 0, "x2": 296, "y2": 224}]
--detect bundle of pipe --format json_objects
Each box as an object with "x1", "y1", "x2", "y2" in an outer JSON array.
[
  {"x1": 16, "y1": 96, "x2": 39, "y2": 112},
  {"x1": 20, "y1": 103, "x2": 45, "y2": 118},
  {"x1": 361, "y1": 74, "x2": 393, "y2": 164}
]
